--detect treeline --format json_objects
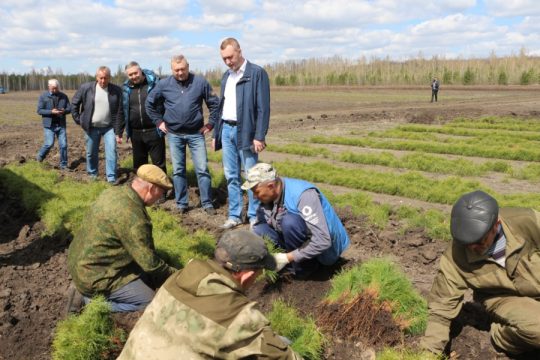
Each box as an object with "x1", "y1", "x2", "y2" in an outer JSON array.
[{"x1": 2, "y1": 52, "x2": 540, "y2": 91}]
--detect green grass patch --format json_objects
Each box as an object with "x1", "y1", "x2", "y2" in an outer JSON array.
[
  {"x1": 267, "y1": 143, "x2": 332, "y2": 158},
  {"x1": 395, "y1": 206, "x2": 451, "y2": 241},
  {"x1": 267, "y1": 300, "x2": 325, "y2": 359},
  {"x1": 326, "y1": 258, "x2": 428, "y2": 335},
  {"x1": 510, "y1": 163, "x2": 540, "y2": 182},
  {"x1": 448, "y1": 116, "x2": 540, "y2": 132},
  {"x1": 52, "y1": 296, "x2": 125, "y2": 360}
]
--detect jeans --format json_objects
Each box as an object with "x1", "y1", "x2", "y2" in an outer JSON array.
[
  {"x1": 253, "y1": 212, "x2": 319, "y2": 277},
  {"x1": 85, "y1": 126, "x2": 117, "y2": 182},
  {"x1": 168, "y1": 132, "x2": 213, "y2": 209},
  {"x1": 37, "y1": 124, "x2": 67, "y2": 168},
  {"x1": 131, "y1": 129, "x2": 166, "y2": 172},
  {"x1": 221, "y1": 123, "x2": 259, "y2": 221},
  {"x1": 83, "y1": 278, "x2": 155, "y2": 313}
]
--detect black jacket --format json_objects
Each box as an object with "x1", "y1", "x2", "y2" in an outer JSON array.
[{"x1": 72, "y1": 81, "x2": 124, "y2": 135}]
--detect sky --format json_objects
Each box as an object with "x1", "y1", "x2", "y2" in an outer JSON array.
[{"x1": 1, "y1": 0, "x2": 540, "y2": 75}]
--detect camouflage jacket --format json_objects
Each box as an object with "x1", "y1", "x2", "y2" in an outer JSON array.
[
  {"x1": 118, "y1": 259, "x2": 303, "y2": 360},
  {"x1": 421, "y1": 208, "x2": 540, "y2": 353},
  {"x1": 67, "y1": 186, "x2": 176, "y2": 296}
]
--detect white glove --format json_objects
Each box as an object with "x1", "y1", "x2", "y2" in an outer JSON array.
[{"x1": 273, "y1": 253, "x2": 290, "y2": 272}]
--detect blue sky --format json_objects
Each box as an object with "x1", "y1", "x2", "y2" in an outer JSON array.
[{"x1": 1, "y1": 0, "x2": 539, "y2": 75}]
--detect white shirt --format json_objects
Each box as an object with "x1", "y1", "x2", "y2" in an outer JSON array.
[
  {"x1": 221, "y1": 60, "x2": 247, "y2": 122},
  {"x1": 92, "y1": 85, "x2": 111, "y2": 127}
]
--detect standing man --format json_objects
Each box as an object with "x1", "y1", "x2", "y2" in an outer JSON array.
[
  {"x1": 36, "y1": 79, "x2": 71, "y2": 169},
  {"x1": 72, "y1": 66, "x2": 124, "y2": 183},
  {"x1": 122, "y1": 61, "x2": 166, "y2": 173},
  {"x1": 146, "y1": 55, "x2": 218, "y2": 214},
  {"x1": 421, "y1": 190, "x2": 540, "y2": 357},
  {"x1": 68, "y1": 164, "x2": 177, "y2": 312},
  {"x1": 117, "y1": 230, "x2": 303, "y2": 360},
  {"x1": 243, "y1": 163, "x2": 350, "y2": 278},
  {"x1": 213, "y1": 37, "x2": 271, "y2": 229},
  {"x1": 431, "y1": 77, "x2": 440, "y2": 102}
]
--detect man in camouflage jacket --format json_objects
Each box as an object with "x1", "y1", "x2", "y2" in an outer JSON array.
[
  {"x1": 68, "y1": 164, "x2": 177, "y2": 312},
  {"x1": 421, "y1": 190, "x2": 540, "y2": 356},
  {"x1": 118, "y1": 230, "x2": 303, "y2": 359}
]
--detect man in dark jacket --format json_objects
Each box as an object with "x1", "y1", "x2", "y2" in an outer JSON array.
[
  {"x1": 122, "y1": 61, "x2": 166, "y2": 173},
  {"x1": 146, "y1": 55, "x2": 219, "y2": 214},
  {"x1": 213, "y1": 37, "x2": 271, "y2": 230},
  {"x1": 36, "y1": 79, "x2": 71, "y2": 169},
  {"x1": 72, "y1": 66, "x2": 124, "y2": 183},
  {"x1": 431, "y1": 77, "x2": 439, "y2": 102}
]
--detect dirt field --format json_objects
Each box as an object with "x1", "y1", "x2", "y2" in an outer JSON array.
[{"x1": 1, "y1": 86, "x2": 540, "y2": 359}]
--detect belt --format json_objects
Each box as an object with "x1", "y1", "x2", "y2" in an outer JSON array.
[
  {"x1": 222, "y1": 120, "x2": 237, "y2": 126},
  {"x1": 132, "y1": 128, "x2": 156, "y2": 133}
]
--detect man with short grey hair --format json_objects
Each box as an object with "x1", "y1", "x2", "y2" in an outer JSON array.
[
  {"x1": 117, "y1": 229, "x2": 303, "y2": 359},
  {"x1": 72, "y1": 66, "x2": 124, "y2": 183},
  {"x1": 146, "y1": 55, "x2": 219, "y2": 214},
  {"x1": 36, "y1": 79, "x2": 71, "y2": 169}
]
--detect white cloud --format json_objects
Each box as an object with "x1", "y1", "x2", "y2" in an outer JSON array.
[{"x1": 485, "y1": 0, "x2": 540, "y2": 17}]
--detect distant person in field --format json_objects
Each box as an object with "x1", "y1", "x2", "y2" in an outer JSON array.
[
  {"x1": 67, "y1": 164, "x2": 177, "y2": 312},
  {"x1": 431, "y1": 77, "x2": 439, "y2": 102},
  {"x1": 213, "y1": 37, "x2": 271, "y2": 230},
  {"x1": 145, "y1": 55, "x2": 219, "y2": 215},
  {"x1": 117, "y1": 229, "x2": 303, "y2": 360},
  {"x1": 122, "y1": 61, "x2": 166, "y2": 174},
  {"x1": 245, "y1": 163, "x2": 350, "y2": 278},
  {"x1": 421, "y1": 190, "x2": 540, "y2": 357},
  {"x1": 72, "y1": 66, "x2": 124, "y2": 183},
  {"x1": 36, "y1": 79, "x2": 71, "y2": 169}
]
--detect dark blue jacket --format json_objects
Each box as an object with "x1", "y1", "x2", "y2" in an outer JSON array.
[
  {"x1": 71, "y1": 81, "x2": 124, "y2": 135},
  {"x1": 282, "y1": 178, "x2": 350, "y2": 265},
  {"x1": 145, "y1": 73, "x2": 219, "y2": 134},
  {"x1": 213, "y1": 61, "x2": 270, "y2": 151},
  {"x1": 122, "y1": 69, "x2": 162, "y2": 139},
  {"x1": 37, "y1": 91, "x2": 71, "y2": 127}
]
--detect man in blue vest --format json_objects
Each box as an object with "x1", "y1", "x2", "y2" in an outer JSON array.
[{"x1": 243, "y1": 163, "x2": 350, "y2": 278}]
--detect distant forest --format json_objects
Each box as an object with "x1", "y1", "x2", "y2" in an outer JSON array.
[{"x1": 2, "y1": 51, "x2": 540, "y2": 92}]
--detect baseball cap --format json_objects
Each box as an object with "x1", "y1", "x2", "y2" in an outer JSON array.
[
  {"x1": 215, "y1": 230, "x2": 276, "y2": 272},
  {"x1": 450, "y1": 190, "x2": 499, "y2": 245},
  {"x1": 241, "y1": 163, "x2": 277, "y2": 190},
  {"x1": 136, "y1": 164, "x2": 173, "y2": 190}
]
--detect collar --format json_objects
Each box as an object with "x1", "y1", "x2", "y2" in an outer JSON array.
[{"x1": 230, "y1": 59, "x2": 247, "y2": 76}]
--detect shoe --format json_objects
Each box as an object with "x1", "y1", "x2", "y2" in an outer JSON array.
[
  {"x1": 175, "y1": 207, "x2": 189, "y2": 214},
  {"x1": 36, "y1": 155, "x2": 44, "y2": 163},
  {"x1": 249, "y1": 218, "x2": 258, "y2": 230},
  {"x1": 221, "y1": 218, "x2": 242, "y2": 230},
  {"x1": 204, "y1": 207, "x2": 217, "y2": 215},
  {"x1": 65, "y1": 282, "x2": 84, "y2": 315},
  {"x1": 108, "y1": 179, "x2": 122, "y2": 186}
]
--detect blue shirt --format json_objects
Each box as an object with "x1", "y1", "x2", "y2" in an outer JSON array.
[{"x1": 145, "y1": 73, "x2": 219, "y2": 134}]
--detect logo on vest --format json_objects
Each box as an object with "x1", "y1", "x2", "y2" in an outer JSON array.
[{"x1": 302, "y1": 206, "x2": 319, "y2": 224}]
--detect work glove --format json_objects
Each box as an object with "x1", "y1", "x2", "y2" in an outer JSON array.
[{"x1": 273, "y1": 253, "x2": 289, "y2": 272}]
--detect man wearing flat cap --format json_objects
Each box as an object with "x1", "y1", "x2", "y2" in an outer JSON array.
[
  {"x1": 421, "y1": 190, "x2": 540, "y2": 356},
  {"x1": 243, "y1": 163, "x2": 349, "y2": 278},
  {"x1": 118, "y1": 230, "x2": 303, "y2": 360},
  {"x1": 68, "y1": 164, "x2": 177, "y2": 312}
]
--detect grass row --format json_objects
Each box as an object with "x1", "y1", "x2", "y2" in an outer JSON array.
[
  {"x1": 448, "y1": 116, "x2": 540, "y2": 132},
  {"x1": 311, "y1": 134, "x2": 540, "y2": 161},
  {"x1": 273, "y1": 159, "x2": 540, "y2": 209}
]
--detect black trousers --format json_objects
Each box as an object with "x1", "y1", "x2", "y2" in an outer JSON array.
[
  {"x1": 131, "y1": 129, "x2": 166, "y2": 172},
  {"x1": 431, "y1": 90, "x2": 438, "y2": 102}
]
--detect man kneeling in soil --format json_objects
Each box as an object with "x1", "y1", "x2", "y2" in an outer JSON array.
[
  {"x1": 117, "y1": 230, "x2": 302, "y2": 360},
  {"x1": 244, "y1": 163, "x2": 350, "y2": 278},
  {"x1": 68, "y1": 164, "x2": 177, "y2": 312},
  {"x1": 421, "y1": 190, "x2": 540, "y2": 356}
]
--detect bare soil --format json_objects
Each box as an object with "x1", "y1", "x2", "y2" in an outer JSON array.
[{"x1": 1, "y1": 86, "x2": 540, "y2": 359}]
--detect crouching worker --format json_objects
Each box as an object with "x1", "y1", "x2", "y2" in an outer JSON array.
[
  {"x1": 243, "y1": 163, "x2": 350, "y2": 278},
  {"x1": 117, "y1": 229, "x2": 303, "y2": 360},
  {"x1": 421, "y1": 190, "x2": 540, "y2": 356},
  {"x1": 67, "y1": 164, "x2": 177, "y2": 312}
]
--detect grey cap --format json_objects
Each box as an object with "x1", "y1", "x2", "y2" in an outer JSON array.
[
  {"x1": 215, "y1": 230, "x2": 276, "y2": 272},
  {"x1": 241, "y1": 163, "x2": 277, "y2": 190},
  {"x1": 450, "y1": 190, "x2": 499, "y2": 245}
]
